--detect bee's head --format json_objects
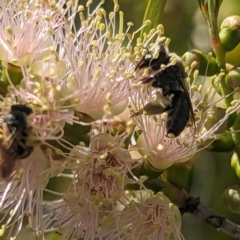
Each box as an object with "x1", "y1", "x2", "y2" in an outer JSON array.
[
  {"x1": 4, "y1": 104, "x2": 33, "y2": 130},
  {"x1": 157, "y1": 44, "x2": 170, "y2": 64},
  {"x1": 5, "y1": 112, "x2": 27, "y2": 129},
  {"x1": 10, "y1": 105, "x2": 33, "y2": 116}
]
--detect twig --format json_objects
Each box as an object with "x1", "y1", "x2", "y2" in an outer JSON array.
[
  {"x1": 145, "y1": 179, "x2": 240, "y2": 239},
  {"x1": 181, "y1": 196, "x2": 240, "y2": 239}
]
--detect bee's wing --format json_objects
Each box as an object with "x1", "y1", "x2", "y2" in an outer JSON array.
[
  {"x1": 176, "y1": 74, "x2": 195, "y2": 125},
  {"x1": 0, "y1": 122, "x2": 22, "y2": 179}
]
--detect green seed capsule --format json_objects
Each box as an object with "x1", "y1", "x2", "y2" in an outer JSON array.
[
  {"x1": 182, "y1": 50, "x2": 218, "y2": 76},
  {"x1": 219, "y1": 16, "x2": 240, "y2": 52},
  {"x1": 222, "y1": 185, "x2": 240, "y2": 214}
]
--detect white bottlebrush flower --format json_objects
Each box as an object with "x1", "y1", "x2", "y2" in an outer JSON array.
[
  {"x1": 119, "y1": 190, "x2": 184, "y2": 240},
  {"x1": 130, "y1": 86, "x2": 197, "y2": 170},
  {"x1": 129, "y1": 40, "x2": 240, "y2": 170},
  {"x1": 46, "y1": 129, "x2": 134, "y2": 239},
  {"x1": 62, "y1": 0, "x2": 150, "y2": 120},
  {"x1": 0, "y1": 146, "x2": 64, "y2": 239},
  {"x1": 2, "y1": 72, "x2": 75, "y2": 145},
  {"x1": 0, "y1": 3, "x2": 74, "y2": 238},
  {"x1": 0, "y1": 0, "x2": 62, "y2": 66}
]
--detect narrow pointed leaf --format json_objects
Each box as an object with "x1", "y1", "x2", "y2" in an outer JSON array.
[{"x1": 140, "y1": 0, "x2": 167, "y2": 38}]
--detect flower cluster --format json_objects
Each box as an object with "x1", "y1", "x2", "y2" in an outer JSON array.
[{"x1": 0, "y1": 0, "x2": 238, "y2": 239}]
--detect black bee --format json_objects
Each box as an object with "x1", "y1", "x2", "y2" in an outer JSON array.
[
  {"x1": 0, "y1": 104, "x2": 33, "y2": 179},
  {"x1": 135, "y1": 44, "x2": 195, "y2": 137}
]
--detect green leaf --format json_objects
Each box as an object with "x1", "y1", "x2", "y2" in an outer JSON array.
[
  {"x1": 196, "y1": 0, "x2": 205, "y2": 8},
  {"x1": 215, "y1": 0, "x2": 223, "y2": 9},
  {"x1": 140, "y1": 0, "x2": 167, "y2": 38}
]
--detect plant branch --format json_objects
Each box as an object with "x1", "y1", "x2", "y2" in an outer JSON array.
[
  {"x1": 199, "y1": 0, "x2": 240, "y2": 145},
  {"x1": 146, "y1": 178, "x2": 240, "y2": 239},
  {"x1": 207, "y1": 0, "x2": 226, "y2": 69},
  {"x1": 185, "y1": 200, "x2": 240, "y2": 240}
]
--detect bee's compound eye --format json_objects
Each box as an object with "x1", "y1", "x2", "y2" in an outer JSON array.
[{"x1": 5, "y1": 114, "x2": 17, "y2": 125}]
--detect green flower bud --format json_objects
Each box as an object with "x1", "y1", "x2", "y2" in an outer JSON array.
[
  {"x1": 225, "y1": 66, "x2": 240, "y2": 90},
  {"x1": 205, "y1": 107, "x2": 236, "y2": 133},
  {"x1": 226, "y1": 63, "x2": 234, "y2": 71},
  {"x1": 206, "y1": 133, "x2": 235, "y2": 152},
  {"x1": 165, "y1": 162, "x2": 191, "y2": 189},
  {"x1": 1, "y1": 62, "x2": 23, "y2": 86},
  {"x1": 231, "y1": 152, "x2": 240, "y2": 178},
  {"x1": 209, "y1": 75, "x2": 222, "y2": 95},
  {"x1": 182, "y1": 50, "x2": 218, "y2": 76},
  {"x1": 222, "y1": 185, "x2": 240, "y2": 214},
  {"x1": 228, "y1": 112, "x2": 237, "y2": 129},
  {"x1": 140, "y1": 160, "x2": 164, "y2": 179},
  {"x1": 219, "y1": 16, "x2": 240, "y2": 52}
]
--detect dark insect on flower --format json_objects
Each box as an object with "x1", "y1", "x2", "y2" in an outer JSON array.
[
  {"x1": 135, "y1": 44, "x2": 195, "y2": 137},
  {"x1": 0, "y1": 104, "x2": 34, "y2": 179}
]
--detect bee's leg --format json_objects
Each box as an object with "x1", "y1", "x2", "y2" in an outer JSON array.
[
  {"x1": 151, "y1": 77, "x2": 164, "y2": 89},
  {"x1": 141, "y1": 76, "x2": 155, "y2": 84},
  {"x1": 131, "y1": 97, "x2": 171, "y2": 117},
  {"x1": 142, "y1": 101, "x2": 169, "y2": 115}
]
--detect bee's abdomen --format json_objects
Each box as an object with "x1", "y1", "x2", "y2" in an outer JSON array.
[{"x1": 166, "y1": 91, "x2": 189, "y2": 137}]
